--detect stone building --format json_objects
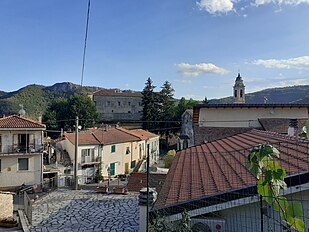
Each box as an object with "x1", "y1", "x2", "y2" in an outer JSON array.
[
  {"x1": 91, "y1": 89, "x2": 143, "y2": 122},
  {"x1": 233, "y1": 73, "x2": 245, "y2": 103}
]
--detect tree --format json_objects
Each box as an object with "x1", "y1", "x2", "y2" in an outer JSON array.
[
  {"x1": 142, "y1": 78, "x2": 159, "y2": 130},
  {"x1": 175, "y1": 97, "x2": 187, "y2": 121},
  {"x1": 246, "y1": 144, "x2": 304, "y2": 232},
  {"x1": 43, "y1": 94, "x2": 98, "y2": 137}
]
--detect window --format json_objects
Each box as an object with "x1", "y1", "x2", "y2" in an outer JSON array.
[
  {"x1": 81, "y1": 149, "x2": 95, "y2": 163},
  {"x1": 234, "y1": 89, "x2": 237, "y2": 98},
  {"x1": 118, "y1": 101, "x2": 121, "y2": 106},
  {"x1": 131, "y1": 160, "x2": 136, "y2": 169},
  {"x1": 106, "y1": 101, "x2": 111, "y2": 106},
  {"x1": 126, "y1": 147, "x2": 130, "y2": 154},
  {"x1": 240, "y1": 89, "x2": 243, "y2": 98},
  {"x1": 111, "y1": 145, "x2": 116, "y2": 153},
  {"x1": 128, "y1": 101, "x2": 131, "y2": 106},
  {"x1": 18, "y1": 158, "x2": 29, "y2": 171}
]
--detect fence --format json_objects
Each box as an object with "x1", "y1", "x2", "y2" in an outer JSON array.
[
  {"x1": 148, "y1": 137, "x2": 309, "y2": 232},
  {"x1": 23, "y1": 192, "x2": 32, "y2": 224}
]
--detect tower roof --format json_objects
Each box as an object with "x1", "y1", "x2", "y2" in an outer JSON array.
[{"x1": 235, "y1": 73, "x2": 242, "y2": 82}]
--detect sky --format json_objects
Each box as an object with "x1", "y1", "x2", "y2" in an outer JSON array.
[{"x1": 0, "y1": 0, "x2": 309, "y2": 100}]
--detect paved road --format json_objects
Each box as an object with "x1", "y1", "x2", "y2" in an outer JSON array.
[{"x1": 29, "y1": 189, "x2": 139, "y2": 232}]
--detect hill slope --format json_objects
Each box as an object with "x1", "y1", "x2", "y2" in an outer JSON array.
[
  {"x1": 209, "y1": 85, "x2": 309, "y2": 104},
  {"x1": 0, "y1": 83, "x2": 101, "y2": 120}
]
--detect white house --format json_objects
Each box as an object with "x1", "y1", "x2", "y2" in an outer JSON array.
[
  {"x1": 58, "y1": 127, "x2": 160, "y2": 184},
  {"x1": 0, "y1": 115, "x2": 46, "y2": 188}
]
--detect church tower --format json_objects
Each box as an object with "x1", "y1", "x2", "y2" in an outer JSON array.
[{"x1": 233, "y1": 73, "x2": 245, "y2": 104}]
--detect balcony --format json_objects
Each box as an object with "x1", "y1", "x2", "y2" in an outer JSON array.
[
  {"x1": 81, "y1": 156, "x2": 100, "y2": 166},
  {"x1": 0, "y1": 145, "x2": 43, "y2": 154}
]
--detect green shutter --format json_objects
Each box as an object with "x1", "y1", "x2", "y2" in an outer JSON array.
[
  {"x1": 111, "y1": 145, "x2": 116, "y2": 153},
  {"x1": 130, "y1": 160, "x2": 136, "y2": 169},
  {"x1": 110, "y1": 163, "x2": 115, "y2": 176}
]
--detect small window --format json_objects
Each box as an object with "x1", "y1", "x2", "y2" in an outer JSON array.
[
  {"x1": 240, "y1": 89, "x2": 243, "y2": 98},
  {"x1": 126, "y1": 147, "x2": 130, "y2": 154},
  {"x1": 128, "y1": 102, "x2": 131, "y2": 106},
  {"x1": 234, "y1": 89, "x2": 237, "y2": 98},
  {"x1": 131, "y1": 160, "x2": 136, "y2": 169},
  {"x1": 128, "y1": 111, "x2": 131, "y2": 114},
  {"x1": 118, "y1": 102, "x2": 121, "y2": 106},
  {"x1": 18, "y1": 158, "x2": 29, "y2": 171},
  {"x1": 111, "y1": 145, "x2": 116, "y2": 153},
  {"x1": 106, "y1": 101, "x2": 111, "y2": 106}
]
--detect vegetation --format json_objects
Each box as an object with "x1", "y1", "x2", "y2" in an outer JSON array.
[
  {"x1": 43, "y1": 94, "x2": 98, "y2": 137},
  {"x1": 163, "y1": 150, "x2": 176, "y2": 168},
  {"x1": 150, "y1": 210, "x2": 191, "y2": 232},
  {"x1": 0, "y1": 82, "x2": 101, "y2": 120},
  {"x1": 142, "y1": 78, "x2": 159, "y2": 131},
  {"x1": 246, "y1": 144, "x2": 304, "y2": 232}
]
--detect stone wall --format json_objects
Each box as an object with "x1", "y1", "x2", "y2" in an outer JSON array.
[
  {"x1": 0, "y1": 192, "x2": 13, "y2": 220},
  {"x1": 193, "y1": 125, "x2": 252, "y2": 145},
  {"x1": 93, "y1": 95, "x2": 143, "y2": 121}
]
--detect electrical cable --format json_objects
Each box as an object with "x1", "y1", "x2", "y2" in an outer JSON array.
[{"x1": 80, "y1": 0, "x2": 91, "y2": 88}]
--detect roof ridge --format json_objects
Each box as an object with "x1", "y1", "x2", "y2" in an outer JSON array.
[
  {"x1": 251, "y1": 129, "x2": 309, "y2": 143},
  {"x1": 116, "y1": 127, "x2": 141, "y2": 140}
]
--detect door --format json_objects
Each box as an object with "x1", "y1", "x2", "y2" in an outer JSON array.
[
  {"x1": 110, "y1": 163, "x2": 115, "y2": 176},
  {"x1": 124, "y1": 163, "x2": 129, "y2": 174}
]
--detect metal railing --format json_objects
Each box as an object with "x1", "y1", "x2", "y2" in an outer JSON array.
[{"x1": 23, "y1": 192, "x2": 32, "y2": 224}]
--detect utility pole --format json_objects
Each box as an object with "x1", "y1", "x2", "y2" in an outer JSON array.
[
  {"x1": 146, "y1": 143, "x2": 150, "y2": 232},
  {"x1": 74, "y1": 116, "x2": 79, "y2": 190}
]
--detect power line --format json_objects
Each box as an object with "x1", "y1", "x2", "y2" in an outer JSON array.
[{"x1": 80, "y1": 0, "x2": 91, "y2": 88}]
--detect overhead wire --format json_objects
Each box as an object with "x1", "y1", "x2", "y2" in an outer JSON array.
[{"x1": 80, "y1": 0, "x2": 91, "y2": 88}]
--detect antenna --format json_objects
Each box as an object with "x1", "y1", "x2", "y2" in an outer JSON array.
[{"x1": 18, "y1": 104, "x2": 26, "y2": 116}]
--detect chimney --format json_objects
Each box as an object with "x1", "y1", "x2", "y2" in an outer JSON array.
[
  {"x1": 288, "y1": 119, "x2": 298, "y2": 137},
  {"x1": 139, "y1": 187, "x2": 157, "y2": 232}
]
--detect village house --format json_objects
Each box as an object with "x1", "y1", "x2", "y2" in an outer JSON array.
[
  {"x1": 90, "y1": 89, "x2": 143, "y2": 122},
  {"x1": 57, "y1": 127, "x2": 159, "y2": 184},
  {"x1": 0, "y1": 115, "x2": 46, "y2": 188},
  {"x1": 151, "y1": 130, "x2": 309, "y2": 231}
]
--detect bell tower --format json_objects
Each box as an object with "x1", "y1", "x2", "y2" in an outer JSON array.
[{"x1": 233, "y1": 73, "x2": 245, "y2": 104}]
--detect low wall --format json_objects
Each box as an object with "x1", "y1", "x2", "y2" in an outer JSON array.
[{"x1": 0, "y1": 192, "x2": 13, "y2": 220}]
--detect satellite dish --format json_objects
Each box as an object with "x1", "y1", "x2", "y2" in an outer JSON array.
[{"x1": 302, "y1": 126, "x2": 307, "y2": 134}]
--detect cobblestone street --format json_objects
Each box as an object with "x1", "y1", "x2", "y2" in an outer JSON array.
[{"x1": 29, "y1": 189, "x2": 139, "y2": 232}]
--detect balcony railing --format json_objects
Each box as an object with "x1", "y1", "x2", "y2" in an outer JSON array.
[{"x1": 0, "y1": 145, "x2": 43, "y2": 154}]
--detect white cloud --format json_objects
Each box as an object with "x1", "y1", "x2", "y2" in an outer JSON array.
[
  {"x1": 197, "y1": 0, "x2": 234, "y2": 14},
  {"x1": 255, "y1": 0, "x2": 309, "y2": 5},
  {"x1": 176, "y1": 63, "x2": 229, "y2": 77},
  {"x1": 253, "y1": 56, "x2": 309, "y2": 69},
  {"x1": 174, "y1": 79, "x2": 192, "y2": 84}
]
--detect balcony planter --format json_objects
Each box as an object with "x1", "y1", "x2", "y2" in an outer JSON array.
[
  {"x1": 96, "y1": 186, "x2": 109, "y2": 193},
  {"x1": 112, "y1": 187, "x2": 127, "y2": 194}
]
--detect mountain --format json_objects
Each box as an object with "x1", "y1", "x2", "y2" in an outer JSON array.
[
  {"x1": 1, "y1": 83, "x2": 309, "y2": 121},
  {"x1": 0, "y1": 82, "x2": 101, "y2": 120},
  {"x1": 209, "y1": 85, "x2": 309, "y2": 104}
]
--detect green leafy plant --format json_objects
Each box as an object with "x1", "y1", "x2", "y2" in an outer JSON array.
[{"x1": 246, "y1": 144, "x2": 304, "y2": 232}]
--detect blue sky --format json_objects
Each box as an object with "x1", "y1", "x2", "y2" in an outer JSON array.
[{"x1": 0, "y1": 0, "x2": 309, "y2": 100}]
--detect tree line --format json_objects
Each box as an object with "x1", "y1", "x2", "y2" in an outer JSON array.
[{"x1": 42, "y1": 78, "x2": 202, "y2": 137}]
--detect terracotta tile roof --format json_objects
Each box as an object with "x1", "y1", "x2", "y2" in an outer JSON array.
[
  {"x1": 64, "y1": 132, "x2": 100, "y2": 145},
  {"x1": 155, "y1": 129, "x2": 309, "y2": 208},
  {"x1": 64, "y1": 127, "x2": 140, "y2": 145},
  {"x1": 127, "y1": 172, "x2": 166, "y2": 194},
  {"x1": 118, "y1": 128, "x2": 159, "y2": 140},
  {"x1": 93, "y1": 89, "x2": 142, "y2": 97},
  {"x1": 0, "y1": 115, "x2": 46, "y2": 129},
  {"x1": 258, "y1": 118, "x2": 307, "y2": 134}
]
